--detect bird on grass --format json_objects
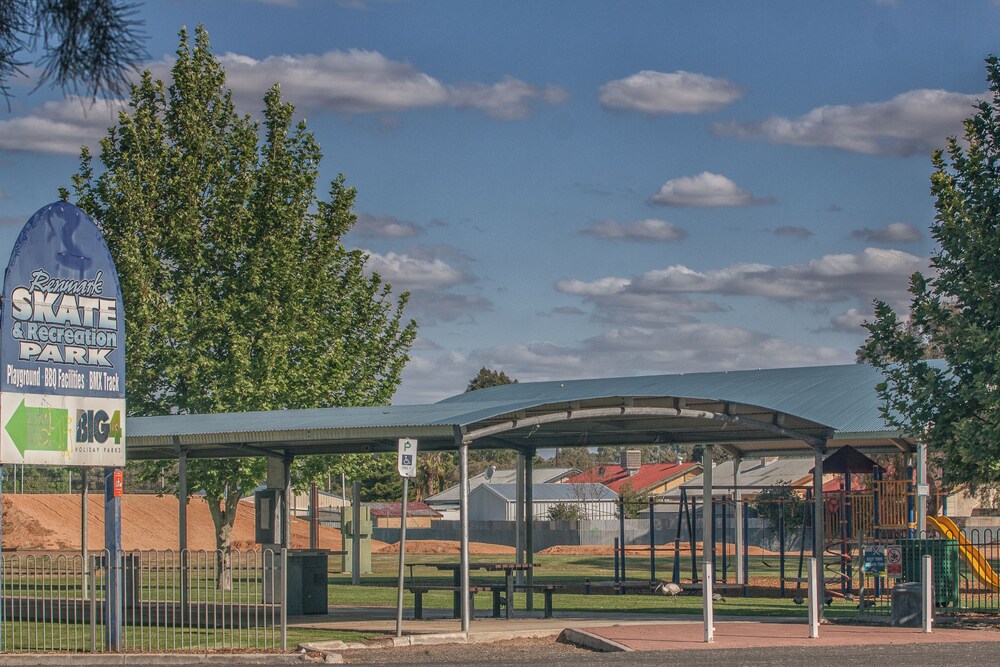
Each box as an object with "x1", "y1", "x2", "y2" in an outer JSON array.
[
  {"x1": 654, "y1": 582, "x2": 683, "y2": 596},
  {"x1": 712, "y1": 592, "x2": 726, "y2": 602}
]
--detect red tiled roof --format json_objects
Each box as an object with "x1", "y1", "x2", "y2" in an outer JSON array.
[{"x1": 565, "y1": 462, "x2": 699, "y2": 494}]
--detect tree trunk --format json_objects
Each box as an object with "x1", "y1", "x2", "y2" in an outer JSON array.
[{"x1": 206, "y1": 491, "x2": 239, "y2": 591}]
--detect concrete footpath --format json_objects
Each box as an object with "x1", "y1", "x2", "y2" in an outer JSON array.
[
  {"x1": 570, "y1": 620, "x2": 1000, "y2": 652},
  {"x1": 3, "y1": 609, "x2": 1000, "y2": 664}
]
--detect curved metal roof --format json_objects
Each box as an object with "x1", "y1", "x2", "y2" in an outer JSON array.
[{"x1": 126, "y1": 362, "x2": 927, "y2": 461}]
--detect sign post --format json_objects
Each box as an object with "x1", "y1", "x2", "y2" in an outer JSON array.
[
  {"x1": 395, "y1": 438, "x2": 418, "y2": 638},
  {"x1": 0, "y1": 202, "x2": 126, "y2": 649}
]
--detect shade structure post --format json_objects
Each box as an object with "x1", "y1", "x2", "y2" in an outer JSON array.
[
  {"x1": 813, "y1": 445, "x2": 825, "y2": 619},
  {"x1": 81, "y1": 467, "x2": 89, "y2": 598},
  {"x1": 916, "y1": 442, "x2": 928, "y2": 534},
  {"x1": 807, "y1": 556, "x2": 819, "y2": 638},
  {"x1": 178, "y1": 448, "x2": 189, "y2": 624},
  {"x1": 702, "y1": 560, "x2": 714, "y2": 643},
  {"x1": 515, "y1": 453, "x2": 525, "y2": 585},
  {"x1": 525, "y1": 450, "x2": 535, "y2": 610},
  {"x1": 732, "y1": 454, "x2": 743, "y2": 586},
  {"x1": 282, "y1": 454, "x2": 292, "y2": 549},
  {"x1": 702, "y1": 446, "x2": 713, "y2": 580},
  {"x1": 456, "y1": 426, "x2": 471, "y2": 632}
]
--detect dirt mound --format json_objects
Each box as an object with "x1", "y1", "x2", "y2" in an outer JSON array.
[
  {"x1": 375, "y1": 540, "x2": 515, "y2": 555},
  {"x1": 1, "y1": 494, "x2": 389, "y2": 552}
]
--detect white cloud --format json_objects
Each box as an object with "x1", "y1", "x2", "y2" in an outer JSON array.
[
  {"x1": 829, "y1": 308, "x2": 870, "y2": 333},
  {"x1": 0, "y1": 97, "x2": 122, "y2": 154},
  {"x1": 717, "y1": 88, "x2": 979, "y2": 156},
  {"x1": 218, "y1": 50, "x2": 566, "y2": 119},
  {"x1": 650, "y1": 172, "x2": 773, "y2": 207},
  {"x1": 599, "y1": 70, "x2": 742, "y2": 114},
  {"x1": 851, "y1": 221, "x2": 921, "y2": 243},
  {"x1": 630, "y1": 247, "x2": 923, "y2": 304},
  {"x1": 365, "y1": 250, "x2": 467, "y2": 291},
  {"x1": 354, "y1": 213, "x2": 422, "y2": 238},
  {"x1": 582, "y1": 218, "x2": 686, "y2": 242},
  {"x1": 556, "y1": 247, "x2": 924, "y2": 331}
]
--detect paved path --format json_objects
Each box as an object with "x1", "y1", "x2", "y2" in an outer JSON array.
[{"x1": 579, "y1": 620, "x2": 1000, "y2": 652}]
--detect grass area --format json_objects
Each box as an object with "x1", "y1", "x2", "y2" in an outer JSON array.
[{"x1": 326, "y1": 552, "x2": 863, "y2": 621}]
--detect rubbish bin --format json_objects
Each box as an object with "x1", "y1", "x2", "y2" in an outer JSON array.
[
  {"x1": 262, "y1": 549, "x2": 329, "y2": 615},
  {"x1": 899, "y1": 538, "x2": 958, "y2": 607}
]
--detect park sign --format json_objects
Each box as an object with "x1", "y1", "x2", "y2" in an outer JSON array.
[{"x1": 0, "y1": 202, "x2": 125, "y2": 467}]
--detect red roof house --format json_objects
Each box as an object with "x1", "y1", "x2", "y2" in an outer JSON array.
[{"x1": 566, "y1": 461, "x2": 701, "y2": 496}]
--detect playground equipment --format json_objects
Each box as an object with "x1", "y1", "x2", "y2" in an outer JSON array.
[{"x1": 928, "y1": 515, "x2": 1000, "y2": 592}]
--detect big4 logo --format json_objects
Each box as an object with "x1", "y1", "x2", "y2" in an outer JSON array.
[{"x1": 76, "y1": 409, "x2": 122, "y2": 445}]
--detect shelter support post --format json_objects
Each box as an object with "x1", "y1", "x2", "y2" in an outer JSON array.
[
  {"x1": 813, "y1": 443, "x2": 826, "y2": 618},
  {"x1": 352, "y1": 481, "x2": 361, "y2": 585},
  {"x1": 732, "y1": 454, "x2": 743, "y2": 586},
  {"x1": 702, "y1": 446, "x2": 713, "y2": 576},
  {"x1": 178, "y1": 448, "x2": 189, "y2": 624},
  {"x1": 456, "y1": 426, "x2": 471, "y2": 632},
  {"x1": 515, "y1": 453, "x2": 525, "y2": 586},
  {"x1": 525, "y1": 450, "x2": 535, "y2": 610},
  {"x1": 916, "y1": 442, "x2": 928, "y2": 534},
  {"x1": 310, "y1": 483, "x2": 319, "y2": 549},
  {"x1": 282, "y1": 454, "x2": 292, "y2": 549}
]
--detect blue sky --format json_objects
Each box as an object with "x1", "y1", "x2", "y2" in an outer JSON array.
[{"x1": 0, "y1": 1, "x2": 996, "y2": 404}]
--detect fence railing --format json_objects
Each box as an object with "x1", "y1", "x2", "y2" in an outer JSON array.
[
  {"x1": 856, "y1": 527, "x2": 1000, "y2": 617},
  {"x1": 1, "y1": 549, "x2": 284, "y2": 653}
]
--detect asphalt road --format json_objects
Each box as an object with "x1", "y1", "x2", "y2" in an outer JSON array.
[{"x1": 335, "y1": 637, "x2": 1000, "y2": 666}]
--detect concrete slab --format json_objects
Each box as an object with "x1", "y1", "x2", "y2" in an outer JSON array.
[{"x1": 578, "y1": 620, "x2": 1000, "y2": 652}]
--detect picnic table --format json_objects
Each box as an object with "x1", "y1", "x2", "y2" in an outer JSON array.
[{"x1": 430, "y1": 562, "x2": 537, "y2": 619}]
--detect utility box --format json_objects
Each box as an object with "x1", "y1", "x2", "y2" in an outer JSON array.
[
  {"x1": 262, "y1": 549, "x2": 330, "y2": 615},
  {"x1": 341, "y1": 506, "x2": 373, "y2": 575},
  {"x1": 255, "y1": 489, "x2": 282, "y2": 545}
]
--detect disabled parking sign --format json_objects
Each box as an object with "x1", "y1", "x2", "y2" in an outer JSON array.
[{"x1": 397, "y1": 438, "x2": 418, "y2": 478}]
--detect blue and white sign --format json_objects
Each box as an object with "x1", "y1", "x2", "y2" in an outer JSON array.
[
  {"x1": 0, "y1": 202, "x2": 125, "y2": 466},
  {"x1": 397, "y1": 438, "x2": 418, "y2": 478}
]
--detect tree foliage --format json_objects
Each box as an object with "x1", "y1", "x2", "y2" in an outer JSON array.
[
  {"x1": 0, "y1": 0, "x2": 146, "y2": 105},
  {"x1": 750, "y1": 483, "x2": 806, "y2": 533},
  {"x1": 65, "y1": 25, "x2": 416, "y2": 554},
  {"x1": 860, "y1": 57, "x2": 1000, "y2": 493},
  {"x1": 465, "y1": 366, "x2": 517, "y2": 392}
]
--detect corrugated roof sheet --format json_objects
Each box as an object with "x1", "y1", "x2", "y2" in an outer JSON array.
[
  {"x1": 126, "y1": 362, "x2": 941, "y2": 459},
  {"x1": 477, "y1": 483, "x2": 618, "y2": 502},
  {"x1": 425, "y1": 467, "x2": 578, "y2": 505}
]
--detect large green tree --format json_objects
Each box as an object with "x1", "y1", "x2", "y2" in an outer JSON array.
[
  {"x1": 1, "y1": 0, "x2": 146, "y2": 105},
  {"x1": 65, "y1": 25, "x2": 417, "y2": 558},
  {"x1": 860, "y1": 57, "x2": 1000, "y2": 493}
]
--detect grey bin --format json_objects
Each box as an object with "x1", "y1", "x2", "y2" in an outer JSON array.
[{"x1": 263, "y1": 549, "x2": 329, "y2": 615}]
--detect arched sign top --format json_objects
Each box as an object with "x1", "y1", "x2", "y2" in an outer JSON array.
[{"x1": 0, "y1": 201, "x2": 125, "y2": 466}]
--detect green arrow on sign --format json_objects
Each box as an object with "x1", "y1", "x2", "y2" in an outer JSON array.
[{"x1": 5, "y1": 399, "x2": 70, "y2": 456}]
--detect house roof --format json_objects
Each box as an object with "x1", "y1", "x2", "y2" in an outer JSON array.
[
  {"x1": 565, "y1": 462, "x2": 700, "y2": 494},
  {"x1": 666, "y1": 457, "x2": 819, "y2": 496},
  {"x1": 475, "y1": 482, "x2": 618, "y2": 503},
  {"x1": 365, "y1": 501, "x2": 441, "y2": 518},
  {"x1": 424, "y1": 467, "x2": 578, "y2": 505}
]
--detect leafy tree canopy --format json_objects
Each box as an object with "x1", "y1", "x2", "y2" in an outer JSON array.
[
  {"x1": 466, "y1": 366, "x2": 518, "y2": 392},
  {"x1": 860, "y1": 56, "x2": 1000, "y2": 493},
  {"x1": 0, "y1": 0, "x2": 146, "y2": 105},
  {"x1": 65, "y1": 25, "x2": 417, "y2": 551}
]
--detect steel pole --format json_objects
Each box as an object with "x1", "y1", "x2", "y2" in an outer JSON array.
[
  {"x1": 395, "y1": 477, "x2": 409, "y2": 638},
  {"x1": 457, "y1": 427, "x2": 471, "y2": 632}
]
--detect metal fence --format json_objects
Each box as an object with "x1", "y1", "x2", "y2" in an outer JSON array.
[
  {"x1": 856, "y1": 527, "x2": 1000, "y2": 617},
  {"x1": 1, "y1": 549, "x2": 285, "y2": 653}
]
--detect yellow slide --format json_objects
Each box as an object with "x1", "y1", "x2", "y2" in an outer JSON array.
[{"x1": 927, "y1": 515, "x2": 1000, "y2": 592}]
